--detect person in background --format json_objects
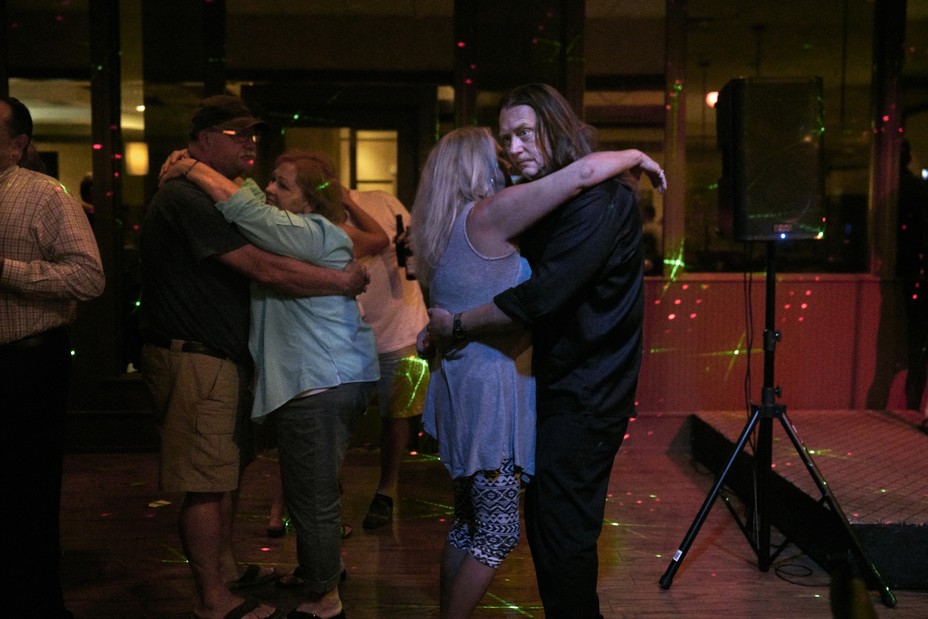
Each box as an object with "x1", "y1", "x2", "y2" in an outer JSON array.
[
  {"x1": 141, "y1": 95, "x2": 366, "y2": 619},
  {"x1": 415, "y1": 124, "x2": 664, "y2": 618},
  {"x1": 426, "y1": 83, "x2": 660, "y2": 618},
  {"x1": 353, "y1": 182, "x2": 432, "y2": 530},
  {"x1": 641, "y1": 203, "x2": 662, "y2": 275},
  {"x1": 896, "y1": 139, "x2": 928, "y2": 433},
  {"x1": 0, "y1": 96, "x2": 105, "y2": 619},
  {"x1": 20, "y1": 141, "x2": 46, "y2": 172},
  {"x1": 162, "y1": 149, "x2": 382, "y2": 619}
]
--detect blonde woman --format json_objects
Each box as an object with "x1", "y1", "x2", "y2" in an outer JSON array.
[{"x1": 411, "y1": 126, "x2": 664, "y2": 619}]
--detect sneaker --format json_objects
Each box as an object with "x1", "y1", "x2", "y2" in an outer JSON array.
[{"x1": 362, "y1": 493, "x2": 394, "y2": 529}]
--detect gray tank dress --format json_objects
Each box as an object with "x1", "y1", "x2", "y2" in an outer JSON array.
[{"x1": 422, "y1": 201, "x2": 536, "y2": 479}]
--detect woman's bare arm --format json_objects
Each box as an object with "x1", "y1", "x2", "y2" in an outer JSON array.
[
  {"x1": 468, "y1": 150, "x2": 665, "y2": 254},
  {"x1": 338, "y1": 187, "x2": 390, "y2": 257},
  {"x1": 161, "y1": 156, "x2": 242, "y2": 202}
]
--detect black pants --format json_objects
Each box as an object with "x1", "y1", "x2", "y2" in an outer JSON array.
[
  {"x1": 0, "y1": 326, "x2": 73, "y2": 617},
  {"x1": 525, "y1": 413, "x2": 629, "y2": 619},
  {"x1": 902, "y1": 283, "x2": 928, "y2": 410}
]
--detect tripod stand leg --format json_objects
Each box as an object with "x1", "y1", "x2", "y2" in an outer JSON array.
[
  {"x1": 777, "y1": 411, "x2": 896, "y2": 608},
  {"x1": 756, "y1": 415, "x2": 773, "y2": 571},
  {"x1": 659, "y1": 409, "x2": 760, "y2": 589}
]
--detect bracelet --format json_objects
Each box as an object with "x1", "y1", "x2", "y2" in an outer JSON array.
[
  {"x1": 452, "y1": 313, "x2": 467, "y2": 341},
  {"x1": 185, "y1": 160, "x2": 199, "y2": 178}
]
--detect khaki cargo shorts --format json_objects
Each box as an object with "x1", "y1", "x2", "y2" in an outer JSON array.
[{"x1": 141, "y1": 344, "x2": 248, "y2": 493}]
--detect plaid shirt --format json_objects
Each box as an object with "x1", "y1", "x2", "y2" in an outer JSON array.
[{"x1": 0, "y1": 165, "x2": 104, "y2": 344}]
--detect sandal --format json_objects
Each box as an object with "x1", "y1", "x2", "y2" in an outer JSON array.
[
  {"x1": 286, "y1": 610, "x2": 344, "y2": 619},
  {"x1": 194, "y1": 597, "x2": 283, "y2": 619},
  {"x1": 226, "y1": 564, "x2": 278, "y2": 591},
  {"x1": 362, "y1": 494, "x2": 393, "y2": 529}
]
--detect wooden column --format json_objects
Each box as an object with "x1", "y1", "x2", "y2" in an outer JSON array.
[
  {"x1": 558, "y1": 0, "x2": 586, "y2": 117},
  {"x1": 663, "y1": 0, "x2": 687, "y2": 278},
  {"x1": 203, "y1": 0, "x2": 226, "y2": 96},
  {"x1": 0, "y1": 0, "x2": 8, "y2": 98},
  {"x1": 868, "y1": 0, "x2": 906, "y2": 278},
  {"x1": 452, "y1": 0, "x2": 586, "y2": 127},
  {"x1": 453, "y1": 0, "x2": 478, "y2": 127},
  {"x1": 69, "y1": 0, "x2": 124, "y2": 392}
]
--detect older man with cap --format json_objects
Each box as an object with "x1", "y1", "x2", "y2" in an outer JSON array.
[{"x1": 139, "y1": 95, "x2": 366, "y2": 619}]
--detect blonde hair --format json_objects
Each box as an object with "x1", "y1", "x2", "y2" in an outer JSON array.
[
  {"x1": 411, "y1": 127, "x2": 500, "y2": 286},
  {"x1": 275, "y1": 150, "x2": 346, "y2": 224}
]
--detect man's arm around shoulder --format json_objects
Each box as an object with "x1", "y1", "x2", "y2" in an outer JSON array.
[{"x1": 219, "y1": 243, "x2": 368, "y2": 297}]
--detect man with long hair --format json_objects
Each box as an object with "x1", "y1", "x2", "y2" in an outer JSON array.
[{"x1": 427, "y1": 83, "x2": 651, "y2": 618}]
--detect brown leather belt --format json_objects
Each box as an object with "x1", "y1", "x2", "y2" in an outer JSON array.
[{"x1": 144, "y1": 335, "x2": 231, "y2": 361}]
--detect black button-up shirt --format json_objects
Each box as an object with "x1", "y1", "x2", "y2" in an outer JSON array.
[{"x1": 494, "y1": 178, "x2": 644, "y2": 419}]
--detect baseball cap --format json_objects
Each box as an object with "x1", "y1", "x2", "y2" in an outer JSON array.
[{"x1": 189, "y1": 95, "x2": 268, "y2": 139}]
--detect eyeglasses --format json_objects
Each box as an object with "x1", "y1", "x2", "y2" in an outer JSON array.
[{"x1": 212, "y1": 128, "x2": 261, "y2": 144}]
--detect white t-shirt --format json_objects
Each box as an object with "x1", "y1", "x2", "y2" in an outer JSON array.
[{"x1": 350, "y1": 189, "x2": 429, "y2": 354}]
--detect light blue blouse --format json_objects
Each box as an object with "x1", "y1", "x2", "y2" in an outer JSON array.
[{"x1": 216, "y1": 179, "x2": 379, "y2": 421}]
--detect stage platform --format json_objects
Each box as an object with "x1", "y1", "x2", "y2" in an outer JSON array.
[{"x1": 690, "y1": 408, "x2": 928, "y2": 591}]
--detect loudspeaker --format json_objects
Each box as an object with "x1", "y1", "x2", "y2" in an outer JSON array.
[{"x1": 717, "y1": 77, "x2": 826, "y2": 241}]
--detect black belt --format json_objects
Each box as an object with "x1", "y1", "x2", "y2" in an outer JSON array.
[
  {"x1": 1, "y1": 326, "x2": 68, "y2": 351},
  {"x1": 144, "y1": 335, "x2": 232, "y2": 362}
]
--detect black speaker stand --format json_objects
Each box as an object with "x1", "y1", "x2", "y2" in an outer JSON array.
[{"x1": 658, "y1": 241, "x2": 896, "y2": 608}]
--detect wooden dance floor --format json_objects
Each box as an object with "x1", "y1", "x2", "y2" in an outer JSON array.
[{"x1": 60, "y1": 409, "x2": 928, "y2": 618}]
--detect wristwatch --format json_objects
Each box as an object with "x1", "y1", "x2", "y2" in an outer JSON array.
[{"x1": 452, "y1": 313, "x2": 467, "y2": 341}]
